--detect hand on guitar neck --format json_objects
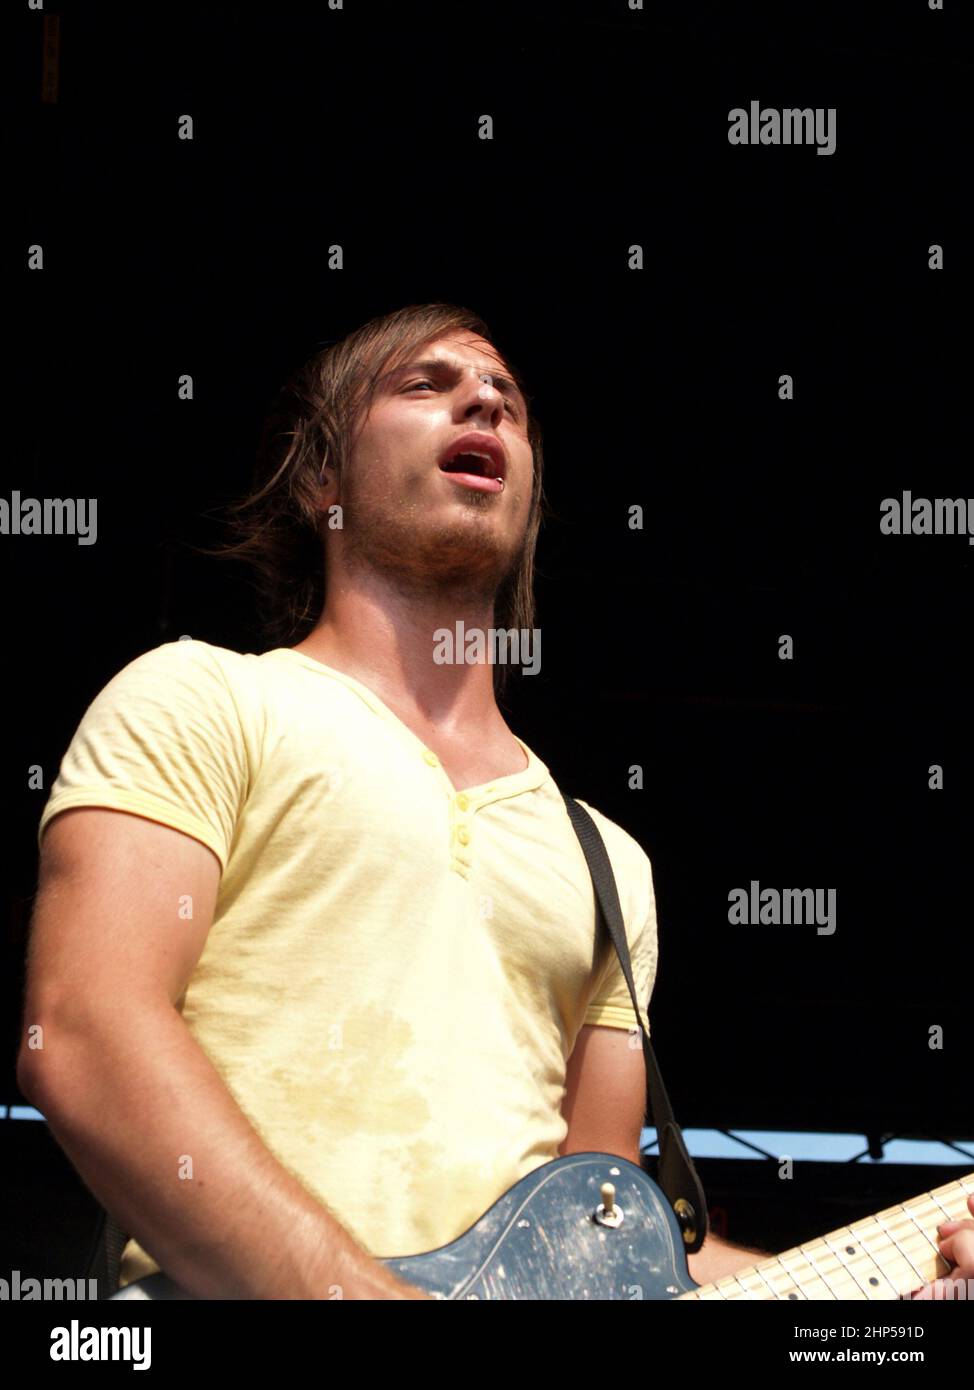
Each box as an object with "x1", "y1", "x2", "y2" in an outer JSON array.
[{"x1": 908, "y1": 1192, "x2": 974, "y2": 1300}]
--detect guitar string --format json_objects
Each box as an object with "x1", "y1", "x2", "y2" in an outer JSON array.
[{"x1": 674, "y1": 1175, "x2": 972, "y2": 1301}]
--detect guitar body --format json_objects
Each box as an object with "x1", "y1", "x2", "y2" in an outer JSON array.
[
  {"x1": 111, "y1": 1153, "x2": 699, "y2": 1301},
  {"x1": 385, "y1": 1153, "x2": 696, "y2": 1300}
]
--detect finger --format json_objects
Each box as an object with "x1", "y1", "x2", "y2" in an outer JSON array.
[
  {"x1": 940, "y1": 1227, "x2": 974, "y2": 1267},
  {"x1": 950, "y1": 1234, "x2": 972, "y2": 1267}
]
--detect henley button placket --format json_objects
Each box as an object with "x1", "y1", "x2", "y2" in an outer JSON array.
[
  {"x1": 452, "y1": 784, "x2": 473, "y2": 869},
  {"x1": 418, "y1": 749, "x2": 525, "y2": 878},
  {"x1": 422, "y1": 748, "x2": 474, "y2": 875}
]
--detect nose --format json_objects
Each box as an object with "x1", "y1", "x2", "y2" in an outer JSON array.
[{"x1": 460, "y1": 370, "x2": 506, "y2": 426}]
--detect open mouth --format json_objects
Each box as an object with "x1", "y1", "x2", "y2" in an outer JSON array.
[
  {"x1": 437, "y1": 435, "x2": 507, "y2": 494},
  {"x1": 440, "y1": 452, "x2": 498, "y2": 478},
  {"x1": 438, "y1": 460, "x2": 505, "y2": 493}
]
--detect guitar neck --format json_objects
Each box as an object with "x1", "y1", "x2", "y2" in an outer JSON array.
[{"x1": 680, "y1": 1171, "x2": 974, "y2": 1301}]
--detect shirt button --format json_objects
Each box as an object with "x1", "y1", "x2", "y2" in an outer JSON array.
[
  {"x1": 423, "y1": 750, "x2": 439, "y2": 766},
  {"x1": 456, "y1": 793, "x2": 470, "y2": 812},
  {"x1": 457, "y1": 826, "x2": 470, "y2": 846}
]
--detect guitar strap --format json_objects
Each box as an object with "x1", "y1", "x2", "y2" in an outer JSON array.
[{"x1": 562, "y1": 792, "x2": 708, "y2": 1253}]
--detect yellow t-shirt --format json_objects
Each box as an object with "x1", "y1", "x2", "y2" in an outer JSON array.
[{"x1": 36, "y1": 640, "x2": 659, "y2": 1287}]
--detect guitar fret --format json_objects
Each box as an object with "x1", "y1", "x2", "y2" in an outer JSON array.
[
  {"x1": 894, "y1": 1206, "x2": 950, "y2": 1278},
  {"x1": 925, "y1": 1186, "x2": 971, "y2": 1223},
  {"x1": 712, "y1": 1273, "x2": 759, "y2": 1300},
  {"x1": 853, "y1": 1240, "x2": 910, "y2": 1300},
  {"x1": 871, "y1": 1212, "x2": 929, "y2": 1288},
  {"x1": 851, "y1": 1219, "x2": 928, "y2": 1298},
  {"x1": 735, "y1": 1267, "x2": 777, "y2": 1300},
  {"x1": 854, "y1": 1176, "x2": 969, "y2": 1231},
  {"x1": 866, "y1": 1209, "x2": 937, "y2": 1261},
  {"x1": 927, "y1": 1192, "x2": 953, "y2": 1220},
  {"x1": 883, "y1": 1228, "x2": 940, "y2": 1267},
  {"x1": 899, "y1": 1204, "x2": 947, "y2": 1260},
  {"x1": 822, "y1": 1228, "x2": 901, "y2": 1300},
  {"x1": 768, "y1": 1255, "x2": 811, "y2": 1299},
  {"x1": 907, "y1": 1194, "x2": 953, "y2": 1228},
  {"x1": 680, "y1": 1172, "x2": 974, "y2": 1302},
  {"x1": 767, "y1": 1257, "x2": 809, "y2": 1300},
  {"x1": 753, "y1": 1261, "x2": 798, "y2": 1300},
  {"x1": 899, "y1": 1193, "x2": 963, "y2": 1286},
  {"x1": 777, "y1": 1249, "x2": 839, "y2": 1299},
  {"x1": 795, "y1": 1240, "x2": 864, "y2": 1299}
]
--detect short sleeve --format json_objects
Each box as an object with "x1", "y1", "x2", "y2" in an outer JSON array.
[
  {"x1": 582, "y1": 855, "x2": 659, "y2": 1038},
  {"x1": 36, "y1": 640, "x2": 250, "y2": 872}
]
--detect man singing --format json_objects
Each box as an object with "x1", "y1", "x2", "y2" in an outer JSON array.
[{"x1": 19, "y1": 303, "x2": 785, "y2": 1298}]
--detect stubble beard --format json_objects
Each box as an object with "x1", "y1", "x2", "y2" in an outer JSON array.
[{"x1": 338, "y1": 473, "x2": 525, "y2": 611}]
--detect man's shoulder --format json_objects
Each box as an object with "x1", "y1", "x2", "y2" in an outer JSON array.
[
  {"x1": 566, "y1": 795, "x2": 653, "y2": 877},
  {"x1": 105, "y1": 638, "x2": 263, "y2": 693},
  {"x1": 85, "y1": 638, "x2": 271, "y2": 731}
]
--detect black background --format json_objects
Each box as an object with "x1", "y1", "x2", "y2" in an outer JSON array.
[{"x1": 4, "y1": 0, "x2": 972, "y2": 1271}]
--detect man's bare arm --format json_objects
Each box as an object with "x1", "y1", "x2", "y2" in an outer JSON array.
[
  {"x1": 558, "y1": 1026, "x2": 771, "y2": 1289},
  {"x1": 687, "y1": 1232, "x2": 772, "y2": 1287},
  {"x1": 17, "y1": 808, "x2": 427, "y2": 1301}
]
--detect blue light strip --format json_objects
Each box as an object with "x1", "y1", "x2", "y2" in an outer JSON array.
[
  {"x1": 3, "y1": 1105, "x2": 972, "y2": 1164},
  {"x1": 640, "y1": 1128, "x2": 974, "y2": 1164}
]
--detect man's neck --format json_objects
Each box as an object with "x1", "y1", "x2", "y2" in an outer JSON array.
[{"x1": 293, "y1": 580, "x2": 508, "y2": 739}]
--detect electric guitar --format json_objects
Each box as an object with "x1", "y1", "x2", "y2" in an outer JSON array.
[{"x1": 110, "y1": 1153, "x2": 974, "y2": 1301}]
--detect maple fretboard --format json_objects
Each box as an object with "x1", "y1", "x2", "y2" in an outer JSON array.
[{"x1": 680, "y1": 1171, "x2": 974, "y2": 1300}]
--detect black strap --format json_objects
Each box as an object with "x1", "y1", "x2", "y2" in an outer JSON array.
[
  {"x1": 85, "y1": 1209, "x2": 129, "y2": 1299},
  {"x1": 562, "y1": 792, "x2": 708, "y2": 1253}
]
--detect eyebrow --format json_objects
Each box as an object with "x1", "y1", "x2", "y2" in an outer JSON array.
[{"x1": 382, "y1": 358, "x2": 528, "y2": 414}]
